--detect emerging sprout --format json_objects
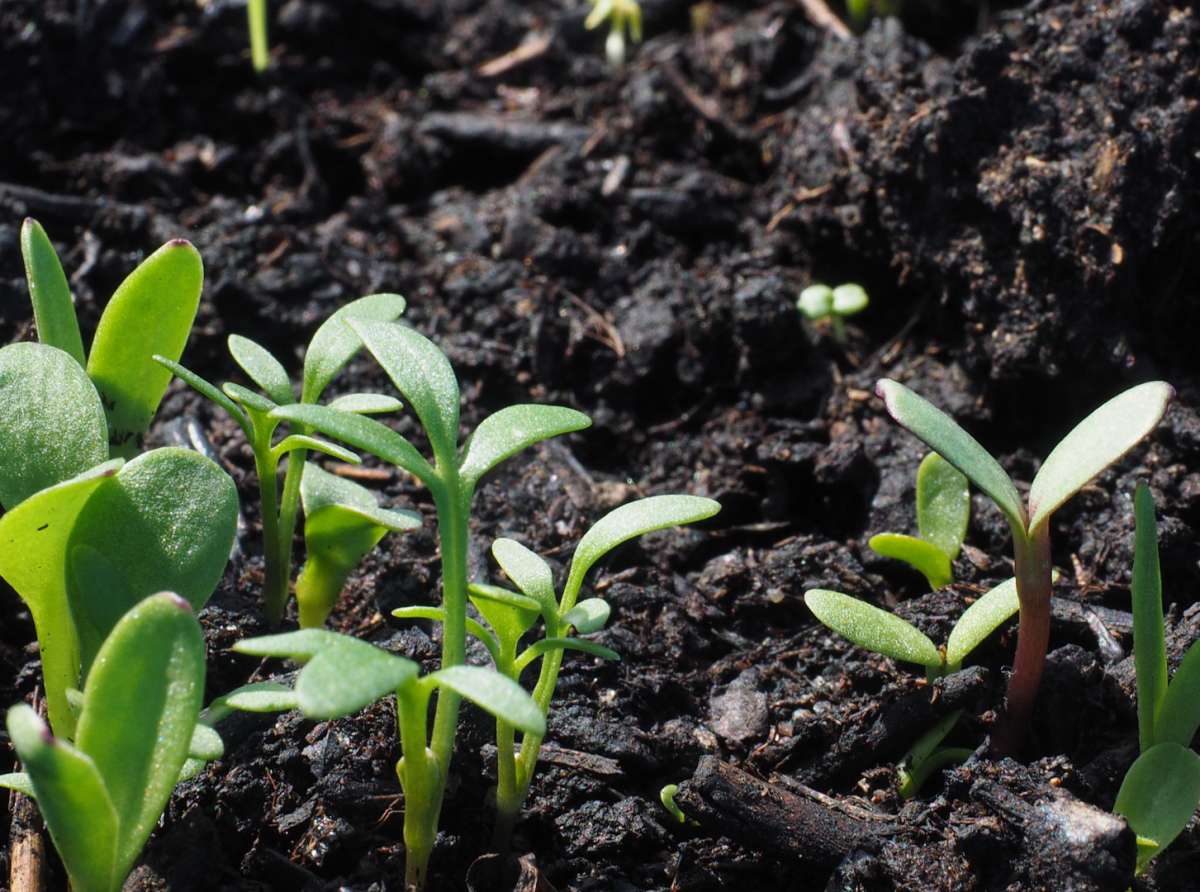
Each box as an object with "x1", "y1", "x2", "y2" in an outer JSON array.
[
  {"x1": 660, "y1": 784, "x2": 698, "y2": 825},
  {"x1": 248, "y1": 0, "x2": 269, "y2": 71},
  {"x1": 869, "y1": 452, "x2": 970, "y2": 590},
  {"x1": 895, "y1": 709, "x2": 972, "y2": 798},
  {"x1": 797, "y1": 283, "x2": 869, "y2": 343},
  {"x1": 584, "y1": 0, "x2": 643, "y2": 67}
]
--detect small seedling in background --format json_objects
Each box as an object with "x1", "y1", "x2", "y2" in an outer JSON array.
[
  {"x1": 876, "y1": 379, "x2": 1173, "y2": 754},
  {"x1": 895, "y1": 708, "x2": 972, "y2": 798},
  {"x1": 805, "y1": 577, "x2": 1020, "y2": 681},
  {"x1": 844, "y1": 0, "x2": 901, "y2": 34},
  {"x1": 660, "y1": 784, "x2": 698, "y2": 825},
  {"x1": 797, "y1": 283, "x2": 868, "y2": 343},
  {"x1": 1114, "y1": 483, "x2": 1200, "y2": 872},
  {"x1": 869, "y1": 452, "x2": 969, "y2": 590},
  {"x1": 231, "y1": 629, "x2": 544, "y2": 891},
  {"x1": 393, "y1": 495, "x2": 720, "y2": 850},
  {"x1": 585, "y1": 0, "x2": 643, "y2": 67},
  {"x1": 248, "y1": 0, "x2": 269, "y2": 71},
  {"x1": 0, "y1": 593, "x2": 216, "y2": 892},
  {"x1": 156, "y1": 293, "x2": 408, "y2": 622}
]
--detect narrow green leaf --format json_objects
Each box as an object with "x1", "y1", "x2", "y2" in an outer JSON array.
[
  {"x1": 188, "y1": 724, "x2": 225, "y2": 761},
  {"x1": 228, "y1": 335, "x2": 294, "y2": 405},
  {"x1": 22, "y1": 219, "x2": 85, "y2": 367},
  {"x1": 804, "y1": 589, "x2": 941, "y2": 668},
  {"x1": 8, "y1": 704, "x2": 119, "y2": 892},
  {"x1": 868, "y1": 533, "x2": 954, "y2": 590},
  {"x1": 0, "y1": 342, "x2": 109, "y2": 509},
  {"x1": 468, "y1": 583, "x2": 540, "y2": 650},
  {"x1": 1132, "y1": 483, "x2": 1167, "y2": 752},
  {"x1": 153, "y1": 356, "x2": 251, "y2": 438},
  {"x1": 223, "y1": 382, "x2": 277, "y2": 413},
  {"x1": 0, "y1": 772, "x2": 36, "y2": 798},
  {"x1": 303, "y1": 294, "x2": 406, "y2": 404},
  {"x1": 202, "y1": 683, "x2": 298, "y2": 726},
  {"x1": 301, "y1": 464, "x2": 420, "y2": 533},
  {"x1": 87, "y1": 240, "x2": 204, "y2": 459},
  {"x1": 561, "y1": 598, "x2": 610, "y2": 634},
  {"x1": 459, "y1": 405, "x2": 592, "y2": 487},
  {"x1": 272, "y1": 435, "x2": 360, "y2": 465},
  {"x1": 1115, "y1": 741, "x2": 1200, "y2": 873},
  {"x1": 1028, "y1": 382, "x2": 1174, "y2": 535},
  {"x1": 429, "y1": 665, "x2": 546, "y2": 735},
  {"x1": 295, "y1": 636, "x2": 419, "y2": 719},
  {"x1": 270, "y1": 403, "x2": 436, "y2": 487},
  {"x1": 514, "y1": 637, "x2": 620, "y2": 672},
  {"x1": 1155, "y1": 642, "x2": 1200, "y2": 749},
  {"x1": 391, "y1": 606, "x2": 496, "y2": 655},
  {"x1": 564, "y1": 496, "x2": 721, "y2": 601},
  {"x1": 876, "y1": 380, "x2": 1027, "y2": 533},
  {"x1": 945, "y1": 578, "x2": 1019, "y2": 669},
  {"x1": 348, "y1": 319, "x2": 461, "y2": 463},
  {"x1": 0, "y1": 460, "x2": 124, "y2": 737},
  {"x1": 917, "y1": 453, "x2": 969, "y2": 559},
  {"x1": 492, "y1": 539, "x2": 558, "y2": 619},
  {"x1": 75, "y1": 592, "x2": 205, "y2": 884},
  {"x1": 67, "y1": 449, "x2": 238, "y2": 674},
  {"x1": 327, "y1": 393, "x2": 403, "y2": 414},
  {"x1": 233, "y1": 628, "x2": 348, "y2": 659}
]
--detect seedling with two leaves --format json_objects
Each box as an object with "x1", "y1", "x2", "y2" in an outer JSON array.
[
  {"x1": 1113, "y1": 484, "x2": 1200, "y2": 874},
  {"x1": 585, "y1": 0, "x2": 643, "y2": 67},
  {"x1": 876, "y1": 379, "x2": 1173, "y2": 753},
  {"x1": 869, "y1": 452, "x2": 969, "y2": 590},
  {"x1": 797, "y1": 282, "x2": 869, "y2": 344},
  {"x1": 156, "y1": 293, "x2": 419, "y2": 625}
]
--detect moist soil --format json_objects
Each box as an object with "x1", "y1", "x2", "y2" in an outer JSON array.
[{"x1": 3, "y1": 0, "x2": 1200, "y2": 890}]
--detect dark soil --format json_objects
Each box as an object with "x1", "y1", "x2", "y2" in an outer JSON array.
[{"x1": 3, "y1": 0, "x2": 1200, "y2": 889}]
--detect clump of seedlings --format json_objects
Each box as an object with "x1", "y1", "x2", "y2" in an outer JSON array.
[
  {"x1": 585, "y1": 0, "x2": 643, "y2": 67},
  {"x1": 876, "y1": 379, "x2": 1173, "y2": 753},
  {"x1": 869, "y1": 451, "x2": 969, "y2": 590},
  {"x1": 1114, "y1": 483, "x2": 1200, "y2": 872},
  {"x1": 797, "y1": 282, "x2": 868, "y2": 343}
]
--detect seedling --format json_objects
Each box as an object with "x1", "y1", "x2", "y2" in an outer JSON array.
[
  {"x1": 876, "y1": 379, "x2": 1172, "y2": 753},
  {"x1": 797, "y1": 283, "x2": 868, "y2": 343},
  {"x1": 660, "y1": 784, "x2": 698, "y2": 825},
  {"x1": 585, "y1": 0, "x2": 643, "y2": 67},
  {"x1": 248, "y1": 0, "x2": 269, "y2": 71},
  {"x1": 0, "y1": 593, "x2": 217, "y2": 892},
  {"x1": 231, "y1": 629, "x2": 545, "y2": 890},
  {"x1": 805, "y1": 577, "x2": 1019, "y2": 681},
  {"x1": 156, "y1": 293, "x2": 408, "y2": 622},
  {"x1": 1114, "y1": 483, "x2": 1200, "y2": 872},
  {"x1": 393, "y1": 495, "x2": 720, "y2": 850},
  {"x1": 869, "y1": 452, "x2": 969, "y2": 590},
  {"x1": 895, "y1": 708, "x2": 972, "y2": 797}
]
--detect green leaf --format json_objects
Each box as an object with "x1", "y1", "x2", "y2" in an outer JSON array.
[
  {"x1": 295, "y1": 636, "x2": 419, "y2": 719},
  {"x1": 74, "y1": 592, "x2": 206, "y2": 886},
  {"x1": 68, "y1": 546, "x2": 136, "y2": 680},
  {"x1": 1131, "y1": 483, "x2": 1167, "y2": 752},
  {"x1": 514, "y1": 637, "x2": 620, "y2": 672},
  {"x1": 831, "y1": 283, "x2": 869, "y2": 315},
  {"x1": 66, "y1": 448, "x2": 239, "y2": 675},
  {"x1": 868, "y1": 533, "x2": 954, "y2": 591},
  {"x1": 917, "y1": 453, "x2": 969, "y2": 559},
  {"x1": 1028, "y1": 382, "x2": 1174, "y2": 535},
  {"x1": 561, "y1": 598, "x2": 611, "y2": 634},
  {"x1": 0, "y1": 771, "x2": 36, "y2": 798},
  {"x1": 233, "y1": 628, "x2": 349, "y2": 660},
  {"x1": 797, "y1": 285, "x2": 834, "y2": 320},
  {"x1": 492, "y1": 539, "x2": 558, "y2": 619},
  {"x1": 897, "y1": 708, "x2": 964, "y2": 798},
  {"x1": 348, "y1": 319, "x2": 461, "y2": 463},
  {"x1": 223, "y1": 382, "x2": 277, "y2": 413},
  {"x1": 302, "y1": 294, "x2": 406, "y2": 404},
  {"x1": 428, "y1": 665, "x2": 546, "y2": 736},
  {"x1": 804, "y1": 589, "x2": 941, "y2": 668},
  {"x1": 458, "y1": 405, "x2": 592, "y2": 487},
  {"x1": 153, "y1": 356, "x2": 251, "y2": 438},
  {"x1": 327, "y1": 393, "x2": 403, "y2": 414},
  {"x1": 0, "y1": 342, "x2": 109, "y2": 509},
  {"x1": 564, "y1": 496, "x2": 721, "y2": 602},
  {"x1": 8, "y1": 704, "x2": 119, "y2": 892},
  {"x1": 22, "y1": 219, "x2": 85, "y2": 367},
  {"x1": 468, "y1": 583, "x2": 540, "y2": 651},
  {"x1": 0, "y1": 459, "x2": 124, "y2": 737},
  {"x1": 876, "y1": 380, "x2": 1026, "y2": 534},
  {"x1": 391, "y1": 606, "x2": 497, "y2": 658},
  {"x1": 271, "y1": 435, "x2": 360, "y2": 465},
  {"x1": 270, "y1": 403, "x2": 436, "y2": 487},
  {"x1": 188, "y1": 723, "x2": 225, "y2": 761},
  {"x1": 228, "y1": 335, "x2": 294, "y2": 405},
  {"x1": 87, "y1": 240, "x2": 204, "y2": 459},
  {"x1": 1155, "y1": 642, "x2": 1200, "y2": 749},
  {"x1": 1115, "y1": 741, "x2": 1200, "y2": 873},
  {"x1": 202, "y1": 682, "x2": 298, "y2": 726},
  {"x1": 945, "y1": 577, "x2": 1019, "y2": 669}
]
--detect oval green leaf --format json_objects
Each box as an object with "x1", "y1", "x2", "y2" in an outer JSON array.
[
  {"x1": 295, "y1": 636, "x2": 419, "y2": 719},
  {"x1": 188, "y1": 723, "x2": 225, "y2": 762},
  {"x1": 492, "y1": 539, "x2": 558, "y2": 619},
  {"x1": 202, "y1": 682, "x2": 299, "y2": 726},
  {"x1": 469, "y1": 583, "x2": 541, "y2": 650},
  {"x1": 1115, "y1": 741, "x2": 1200, "y2": 873},
  {"x1": 868, "y1": 533, "x2": 954, "y2": 591},
  {"x1": 327, "y1": 393, "x2": 403, "y2": 414},
  {"x1": 459, "y1": 404, "x2": 592, "y2": 487},
  {"x1": 917, "y1": 453, "x2": 969, "y2": 559},
  {"x1": 22, "y1": 219, "x2": 86, "y2": 367},
  {"x1": 429, "y1": 665, "x2": 546, "y2": 736},
  {"x1": 804, "y1": 589, "x2": 941, "y2": 668},
  {"x1": 945, "y1": 577, "x2": 1019, "y2": 669},
  {"x1": 561, "y1": 598, "x2": 610, "y2": 634},
  {"x1": 302, "y1": 294, "x2": 406, "y2": 404},
  {"x1": 233, "y1": 628, "x2": 348, "y2": 660},
  {"x1": 228, "y1": 335, "x2": 294, "y2": 406}
]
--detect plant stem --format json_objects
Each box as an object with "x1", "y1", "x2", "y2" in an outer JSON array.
[
  {"x1": 491, "y1": 716, "x2": 519, "y2": 851},
  {"x1": 992, "y1": 527, "x2": 1052, "y2": 756},
  {"x1": 255, "y1": 422, "x2": 286, "y2": 621},
  {"x1": 396, "y1": 681, "x2": 439, "y2": 891},
  {"x1": 247, "y1": 0, "x2": 269, "y2": 71},
  {"x1": 275, "y1": 441, "x2": 307, "y2": 616}
]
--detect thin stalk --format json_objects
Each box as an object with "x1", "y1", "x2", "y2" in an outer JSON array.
[
  {"x1": 992, "y1": 527, "x2": 1052, "y2": 756},
  {"x1": 255, "y1": 422, "x2": 287, "y2": 621},
  {"x1": 396, "y1": 681, "x2": 439, "y2": 892},
  {"x1": 491, "y1": 716, "x2": 519, "y2": 851},
  {"x1": 275, "y1": 429, "x2": 308, "y2": 618},
  {"x1": 247, "y1": 0, "x2": 269, "y2": 71}
]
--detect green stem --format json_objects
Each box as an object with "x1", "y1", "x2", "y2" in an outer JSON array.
[
  {"x1": 275, "y1": 437, "x2": 308, "y2": 615},
  {"x1": 491, "y1": 716, "x2": 519, "y2": 851},
  {"x1": 396, "y1": 681, "x2": 439, "y2": 891},
  {"x1": 247, "y1": 0, "x2": 269, "y2": 71},
  {"x1": 255, "y1": 421, "x2": 286, "y2": 621}
]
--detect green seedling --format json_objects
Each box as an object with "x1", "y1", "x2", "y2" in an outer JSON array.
[
  {"x1": 1114, "y1": 483, "x2": 1200, "y2": 872},
  {"x1": 585, "y1": 0, "x2": 643, "y2": 67},
  {"x1": 660, "y1": 784, "x2": 698, "y2": 826},
  {"x1": 156, "y1": 293, "x2": 408, "y2": 622},
  {"x1": 870, "y1": 452, "x2": 969, "y2": 590},
  {"x1": 797, "y1": 283, "x2": 868, "y2": 343},
  {"x1": 805, "y1": 577, "x2": 1020, "y2": 681},
  {"x1": 394, "y1": 495, "x2": 720, "y2": 850},
  {"x1": 295, "y1": 464, "x2": 421, "y2": 627},
  {"x1": 876, "y1": 379, "x2": 1173, "y2": 753},
  {"x1": 895, "y1": 708, "x2": 972, "y2": 798},
  {"x1": 0, "y1": 593, "x2": 216, "y2": 892},
  {"x1": 266, "y1": 317, "x2": 590, "y2": 879},
  {"x1": 232, "y1": 629, "x2": 545, "y2": 890},
  {"x1": 248, "y1": 0, "x2": 269, "y2": 71}
]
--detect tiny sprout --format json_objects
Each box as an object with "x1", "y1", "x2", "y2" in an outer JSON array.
[
  {"x1": 869, "y1": 452, "x2": 970, "y2": 590},
  {"x1": 248, "y1": 0, "x2": 269, "y2": 71},
  {"x1": 895, "y1": 709, "x2": 972, "y2": 798},
  {"x1": 660, "y1": 784, "x2": 698, "y2": 825},
  {"x1": 797, "y1": 283, "x2": 868, "y2": 343},
  {"x1": 584, "y1": 0, "x2": 643, "y2": 67}
]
